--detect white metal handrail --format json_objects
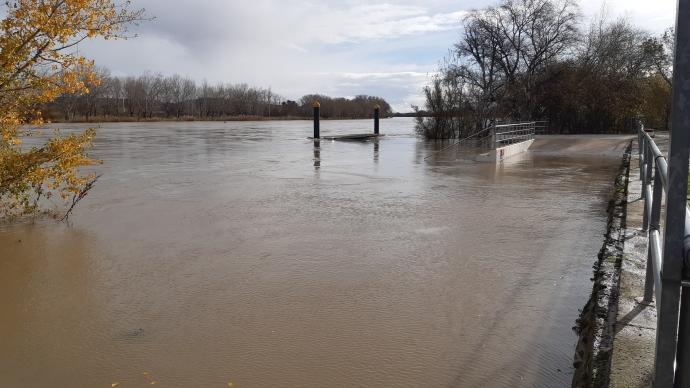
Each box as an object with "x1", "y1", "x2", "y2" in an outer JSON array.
[{"x1": 491, "y1": 121, "x2": 536, "y2": 149}]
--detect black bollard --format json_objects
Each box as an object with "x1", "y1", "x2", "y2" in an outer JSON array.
[
  {"x1": 374, "y1": 105, "x2": 380, "y2": 135},
  {"x1": 313, "y1": 101, "x2": 320, "y2": 139}
]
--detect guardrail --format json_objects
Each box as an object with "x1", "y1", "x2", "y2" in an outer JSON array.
[
  {"x1": 637, "y1": 124, "x2": 690, "y2": 387},
  {"x1": 491, "y1": 121, "x2": 536, "y2": 149}
]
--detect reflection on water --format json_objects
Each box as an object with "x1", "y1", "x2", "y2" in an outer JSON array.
[
  {"x1": 313, "y1": 139, "x2": 320, "y2": 169},
  {"x1": 0, "y1": 118, "x2": 631, "y2": 388}
]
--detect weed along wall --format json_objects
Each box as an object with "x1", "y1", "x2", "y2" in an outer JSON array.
[{"x1": 572, "y1": 142, "x2": 632, "y2": 387}]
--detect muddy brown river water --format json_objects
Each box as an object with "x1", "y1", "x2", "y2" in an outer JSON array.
[{"x1": 0, "y1": 118, "x2": 631, "y2": 388}]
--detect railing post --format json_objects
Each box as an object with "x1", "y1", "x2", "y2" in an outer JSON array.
[
  {"x1": 313, "y1": 101, "x2": 320, "y2": 139},
  {"x1": 639, "y1": 131, "x2": 645, "y2": 180},
  {"x1": 643, "y1": 143, "x2": 651, "y2": 231},
  {"x1": 644, "y1": 162, "x2": 664, "y2": 303},
  {"x1": 655, "y1": 0, "x2": 690, "y2": 385},
  {"x1": 670, "y1": 0, "x2": 690, "y2": 385},
  {"x1": 646, "y1": 147, "x2": 654, "y2": 185},
  {"x1": 531, "y1": 122, "x2": 535, "y2": 140}
]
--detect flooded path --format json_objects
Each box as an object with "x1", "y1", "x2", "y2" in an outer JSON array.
[{"x1": 0, "y1": 119, "x2": 631, "y2": 387}]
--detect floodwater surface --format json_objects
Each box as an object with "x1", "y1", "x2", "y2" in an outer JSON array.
[{"x1": 0, "y1": 119, "x2": 631, "y2": 388}]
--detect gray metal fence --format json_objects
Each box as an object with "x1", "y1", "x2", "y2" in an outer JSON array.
[
  {"x1": 635, "y1": 0, "x2": 690, "y2": 386},
  {"x1": 637, "y1": 122, "x2": 690, "y2": 387},
  {"x1": 534, "y1": 120, "x2": 550, "y2": 135},
  {"x1": 491, "y1": 121, "x2": 536, "y2": 149}
]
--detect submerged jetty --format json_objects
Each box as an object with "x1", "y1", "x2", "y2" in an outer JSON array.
[
  {"x1": 320, "y1": 133, "x2": 383, "y2": 141},
  {"x1": 310, "y1": 101, "x2": 381, "y2": 140}
]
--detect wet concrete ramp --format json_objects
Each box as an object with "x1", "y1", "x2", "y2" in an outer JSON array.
[{"x1": 531, "y1": 135, "x2": 633, "y2": 157}]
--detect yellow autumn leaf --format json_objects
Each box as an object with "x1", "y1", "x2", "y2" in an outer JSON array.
[{"x1": 0, "y1": 0, "x2": 144, "y2": 219}]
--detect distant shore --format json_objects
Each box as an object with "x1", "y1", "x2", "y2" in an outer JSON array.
[{"x1": 43, "y1": 115, "x2": 416, "y2": 124}]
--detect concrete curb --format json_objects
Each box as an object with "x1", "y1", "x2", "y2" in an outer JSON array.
[{"x1": 572, "y1": 141, "x2": 632, "y2": 387}]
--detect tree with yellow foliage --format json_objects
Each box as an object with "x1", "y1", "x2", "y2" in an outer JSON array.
[{"x1": 0, "y1": 0, "x2": 143, "y2": 218}]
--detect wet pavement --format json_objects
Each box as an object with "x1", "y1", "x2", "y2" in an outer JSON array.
[{"x1": 0, "y1": 119, "x2": 632, "y2": 387}]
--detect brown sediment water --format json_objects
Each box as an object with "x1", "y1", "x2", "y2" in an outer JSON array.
[{"x1": 0, "y1": 119, "x2": 632, "y2": 388}]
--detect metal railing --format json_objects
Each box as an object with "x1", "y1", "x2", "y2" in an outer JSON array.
[
  {"x1": 637, "y1": 123, "x2": 690, "y2": 387},
  {"x1": 533, "y1": 120, "x2": 550, "y2": 135},
  {"x1": 491, "y1": 121, "x2": 536, "y2": 149},
  {"x1": 638, "y1": 1, "x2": 690, "y2": 385},
  {"x1": 422, "y1": 121, "x2": 539, "y2": 160}
]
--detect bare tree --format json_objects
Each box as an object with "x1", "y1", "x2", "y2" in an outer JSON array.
[{"x1": 642, "y1": 27, "x2": 675, "y2": 87}]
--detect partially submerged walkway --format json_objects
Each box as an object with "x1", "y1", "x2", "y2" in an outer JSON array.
[{"x1": 531, "y1": 135, "x2": 634, "y2": 156}]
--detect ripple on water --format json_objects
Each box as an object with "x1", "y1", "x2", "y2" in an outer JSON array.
[{"x1": 0, "y1": 120, "x2": 630, "y2": 388}]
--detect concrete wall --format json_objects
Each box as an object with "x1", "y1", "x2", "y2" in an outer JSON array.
[{"x1": 476, "y1": 139, "x2": 534, "y2": 162}]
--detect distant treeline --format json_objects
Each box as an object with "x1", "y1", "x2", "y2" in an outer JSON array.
[
  {"x1": 42, "y1": 70, "x2": 392, "y2": 122},
  {"x1": 417, "y1": 0, "x2": 673, "y2": 138},
  {"x1": 392, "y1": 111, "x2": 428, "y2": 118}
]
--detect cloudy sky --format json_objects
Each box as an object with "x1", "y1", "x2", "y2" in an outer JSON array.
[{"x1": 81, "y1": 0, "x2": 677, "y2": 112}]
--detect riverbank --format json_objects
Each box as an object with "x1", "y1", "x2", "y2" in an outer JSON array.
[{"x1": 43, "y1": 115, "x2": 394, "y2": 123}]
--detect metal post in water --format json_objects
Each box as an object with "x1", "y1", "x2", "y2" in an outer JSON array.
[
  {"x1": 658, "y1": 0, "x2": 690, "y2": 385},
  {"x1": 313, "y1": 100, "x2": 320, "y2": 139},
  {"x1": 374, "y1": 105, "x2": 380, "y2": 135}
]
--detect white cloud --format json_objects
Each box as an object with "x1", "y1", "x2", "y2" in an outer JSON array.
[
  {"x1": 578, "y1": 0, "x2": 676, "y2": 32},
  {"x1": 79, "y1": 0, "x2": 462, "y2": 112},
  {"x1": 341, "y1": 71, "x2": 428, "y2": 80},
  {"x1": 78, "y1": 0, "x2": 679, "y2": 113},
  {"x1": 306, "y1": 5, "x2": 466, "y2": 44},
  {"x1": 334, "y1": 71, "x2": 434, "y2": 112}
]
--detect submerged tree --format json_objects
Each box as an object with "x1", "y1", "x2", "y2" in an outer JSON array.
[
  {"x1": 640, "y1": 27, "x2": 674, "y2": 129},
  {"x1": 642, "y1": 27, "x2": 675, "y2": 87},
  {"x1": 538, "y1": 17, "x2": 666, "y2": 133},
  {"x1": 417, "y1": 0, "x2": 579, "y2": 139},
  {"x1": 417, "y1": 0, "x2": 671, "y2": 138},
  {"x1": 0, "y1": 0, "x2": 144, "y2": 218}
]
